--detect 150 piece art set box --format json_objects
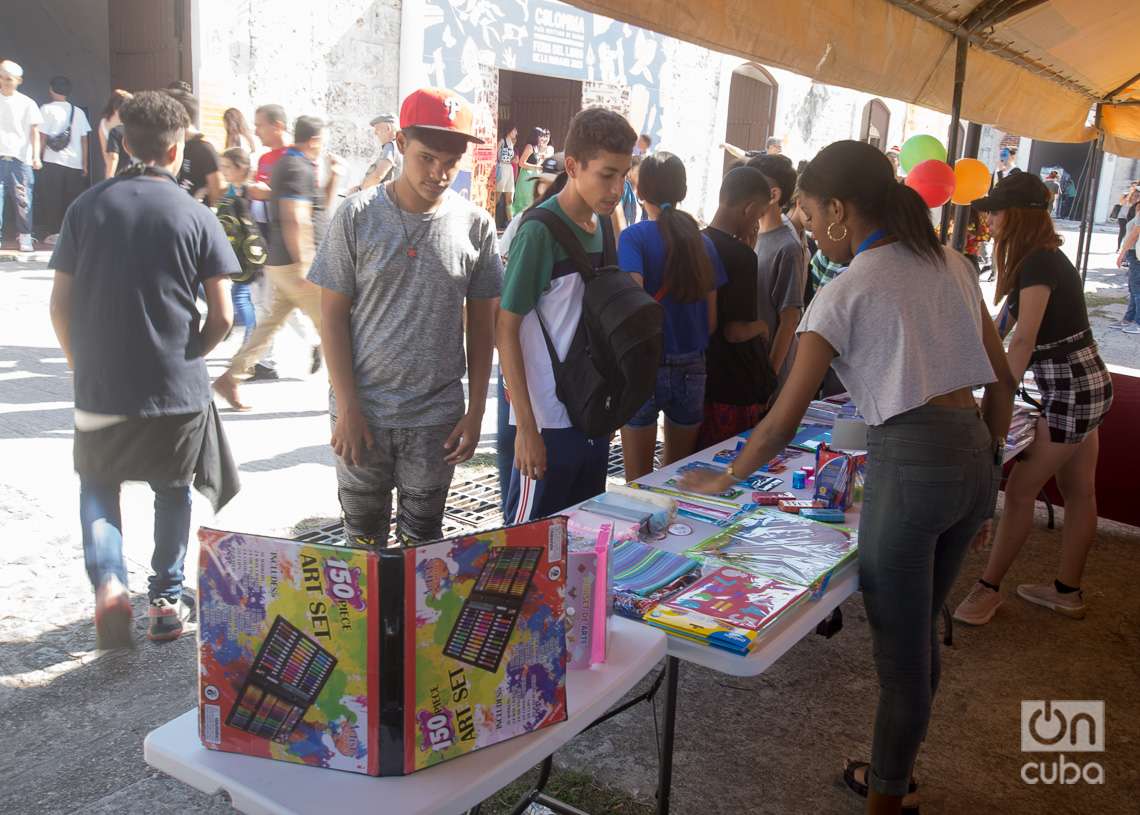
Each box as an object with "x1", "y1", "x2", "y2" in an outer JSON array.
[{"x1": 196, "y1": 517, "x2": 568, "y2": 776}]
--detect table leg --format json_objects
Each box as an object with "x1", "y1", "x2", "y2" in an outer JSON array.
[{"x1": 656, "y1": 656, "x2": 680, "y2": 815}]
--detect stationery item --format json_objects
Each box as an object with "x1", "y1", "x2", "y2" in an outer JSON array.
[
  {"x1": 752, "y1": 491, "x2": 797, "y2": 506},
  {"x1": 629, "y1": 483, "x2": 741, "y2": 511},
  {"x1": 800, "y1": 508, "x2": 847, "y2": 523},
  {"x1": 688, "y1": 510, "x2": 857, "y2": 588},
  {"x1": 643, "y1": 567, "x2": 808, "y2": 654},
  {"x1": 789, "y1": 423, "x2": 833, "y2": 453},
  {"x1": 612, "y1": 570, "x2": 702, "y2": 620},
  {"x1": 593, "y1": 490, "x2": 671, "y2": 533},
  {"x1": 566, "y1": 524, "x2": 612, "y2": 669},
  {"x1": 802, "y1": 466, "x2": 814, "y2": 477},
  {"x1": 667, "y1": 522, "x2": 693, "y2": 536},
  {"x1": 792, "y1": 471, "x2": 806, "y2": 490},
  {"x1": 567, "y1": 509, "x2": 641, "y2": 545},
  {"x1": 778, "y1": 499, "x2": 825, "y2": 513},
  {"x1": 606, "y1": 483, "x2": 677, "y2": 517},
  {"x1": 197, "y1": 518, "x2": 568, "y2": 777},
  {"x1": 610, "y1": 538, "x2": 700, "y2": 597},
  {"x1": 580, "y1": 498, "x2": 651, "y2": 528},
  {"x1": 676, "y1": 461, "x2": 782, "y2": 492}
]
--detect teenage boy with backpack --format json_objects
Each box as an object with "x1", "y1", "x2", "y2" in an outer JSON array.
[
  {"x1": 498, "y1": 107, "x2": 638, "y2": 522},
  {"x1": 309, "y1": 88, "x2": 501, "y2": 546}
]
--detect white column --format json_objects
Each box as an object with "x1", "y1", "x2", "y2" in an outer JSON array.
[{"x1": 399, "y1": 0, "x2": 428, "y2": 105}]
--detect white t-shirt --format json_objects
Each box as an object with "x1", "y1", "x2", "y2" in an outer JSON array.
[
  {"x1": 0, "y1": 91, "x2": 42, "y2": 162},
  {"x1": 797, "y1": 242, "x2": 996, "y2": 426},
  {"x1": 41, "y1": 101, "x2": 91, "y2": 170}
]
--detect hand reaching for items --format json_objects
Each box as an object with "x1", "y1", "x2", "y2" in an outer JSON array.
[{"x1": 678, "y1": 467, "x2": 735, "y2": 496}]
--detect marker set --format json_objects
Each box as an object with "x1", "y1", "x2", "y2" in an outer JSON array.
[
  {"x1": 226, "y1": 615, "x2": 337, "y2": 742},
  {"x1": 443, "y1": 546, "x2": 542, "y2": 672}
]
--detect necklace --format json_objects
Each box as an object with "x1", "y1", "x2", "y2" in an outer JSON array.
[{"x1": 388, "y1": 182, "x2": 434, "y2": 258}]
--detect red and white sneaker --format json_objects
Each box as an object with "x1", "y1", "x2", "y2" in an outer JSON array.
[
  {"x1": 94, "y1": 579, "x2": 134, "y2": 650},
  {"x1": 147, "y1": 597, "x2": 189, "y2": 642}
]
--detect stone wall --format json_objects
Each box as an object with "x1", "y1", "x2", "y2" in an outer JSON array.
[{"x1": 195, "y1": 0, "x2": 403, "y2": 187}]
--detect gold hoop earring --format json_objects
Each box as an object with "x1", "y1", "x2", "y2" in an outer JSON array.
[{"x1": 826, "y1": 222, "x2": 849, "y2": 241}]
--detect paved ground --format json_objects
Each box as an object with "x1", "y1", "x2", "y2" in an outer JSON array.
[{"x1": 1, "y1": 225, "x2": 1137, "y2": 814}]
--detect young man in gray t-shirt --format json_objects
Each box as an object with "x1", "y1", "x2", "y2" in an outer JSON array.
[
  {"x1": 749, "y1": 153, "x2": 807, "y2": 387},
  {"x1": 309, "y1": 89, "x2": 502, "y2": 545}
]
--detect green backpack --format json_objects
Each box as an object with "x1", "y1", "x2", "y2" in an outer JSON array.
[{"x1": 215, "y1": 192, "x2": 267, "y2": 283}]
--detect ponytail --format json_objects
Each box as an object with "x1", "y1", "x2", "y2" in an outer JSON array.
[
  {"x1": 885, "y1": 181, "x2": 943, "y2": 263},
  {"x1": 658, "y1": 206, "x2": 714, "y2": 303},
  {"x1": 638, "y1": 151, "x2": 714, "y2": 303}
]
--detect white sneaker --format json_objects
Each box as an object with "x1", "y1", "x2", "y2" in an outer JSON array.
[
  {"x1": 1123, "y1": 324, "x2": 1140, "y2": 335},
  {"x1": 1017, "y1": 583, "x2": 1086, "y2": 619},
  {"x1": 17, "y1": 234, "x2": 34, "y2": 252},
  {"x1": 1108, "y1": 320, "x2": 1131, "y2": 329},
  {"x1": 953, "y1": 581, "x2": 1003, "y2": 626}
]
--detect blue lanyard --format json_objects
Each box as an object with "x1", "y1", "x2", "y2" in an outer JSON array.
[{"x1": 854, "y1": 228, "x2": 887, "y2": 256}]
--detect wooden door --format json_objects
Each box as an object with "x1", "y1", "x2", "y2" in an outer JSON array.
[
  {"x1": 724, "y1": 66, "x2": 777, "y2": 174},
  {"x1": 109, "y1": 0, "x2": 192, "y2": 92}
]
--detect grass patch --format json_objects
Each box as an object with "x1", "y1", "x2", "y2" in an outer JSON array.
[
  {"x1": 478, "y1": 766, "x2": 655, "y2": 814},
  {"x1": 1085, "y1": 294, "x2": 1128, "y2": 308}
]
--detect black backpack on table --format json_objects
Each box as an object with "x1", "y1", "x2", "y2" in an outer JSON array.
[{"x1": 520, "y1": 207, "x2": 664, "y2": 438}]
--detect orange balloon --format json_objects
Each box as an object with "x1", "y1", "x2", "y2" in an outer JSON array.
[{"x1": 952, "y1": 158, "x2": 990, "y2": 205}]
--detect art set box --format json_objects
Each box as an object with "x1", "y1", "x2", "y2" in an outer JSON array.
[{"x1": 196, "y1": 517, "x2": 568, "y2": 775}]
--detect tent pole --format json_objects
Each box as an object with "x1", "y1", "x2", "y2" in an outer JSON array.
[
  {"x1": 1080, "y1": 136, "x2": 1104, "y2": 282},
  {"x1": 1073, "y1": 141, "x2": 1096, "y2": 270},
  {"x1": 939, "y1": 36, "x2": 968, "y2": 244},
  {"x1": 951, "y1": 123, "x2": 983, "y2": 253}
]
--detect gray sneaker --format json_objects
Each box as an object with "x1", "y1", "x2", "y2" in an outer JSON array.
[
  {"x1": 1123, "y1": 324, "x2": 1140, "y2": 335},
  {"x1": 953, "y1": 581, "x2": 1003, "y2": 626},
  {"x1": 1017, "y1": 583, "x2": 1086, "y2": 619},
  {"x1": 1108, "y1": 320, "x2": 1131, "y2": 329}
]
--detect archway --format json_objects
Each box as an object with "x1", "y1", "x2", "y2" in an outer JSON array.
[{"x1": 861, "y1": 99, "x2": 891, "y2": 150}]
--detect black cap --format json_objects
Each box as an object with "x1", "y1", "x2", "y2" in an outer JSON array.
[
  {"x1": 534, "y1": 152, "x2": 566, "y2": 183},
  {"x1": 973, "y1": 171, "x2": 1051, "y2": 212}
]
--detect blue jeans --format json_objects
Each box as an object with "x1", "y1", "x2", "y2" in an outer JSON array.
[
  {"x1": 859, "y1": 405, "x2": 1000, "y2": 796},
  {"x1": 80, "y1": 479, "x2": 192, "y2": 602},
  {"x1": 231, "y1": 281, "x2": 257, "y2": 343},
  {"x1": 496, "y1": 373, "x2": 516, "y2": 514},
  {"x1": 626, "y1": 351, "x2": 707, "y2": 428},
  {"x1": 0, "y1": 156, "x2": 34, "y2": 236},
  {"x1": 1123, "y1": 250, "x2": 1140, "y2": 324}
]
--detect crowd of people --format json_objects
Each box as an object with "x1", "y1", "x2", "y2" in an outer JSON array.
[{"x1": 40, "y1": 68, "x2": 1115, "y2": 814}]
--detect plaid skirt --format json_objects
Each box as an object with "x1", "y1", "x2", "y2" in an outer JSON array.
[{"x1": 1029, "y1": 329, "x2": 1113, "y2": 444}]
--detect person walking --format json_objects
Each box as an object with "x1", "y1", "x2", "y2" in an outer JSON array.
[
  {"x1": 311, "y1": 88, "x2": 500, "y2": 545},
  {"x1": 36, "y1": 75, "x2": 91, "y2": 244},
  {"x1": 1116, "y1": 209, "x2": 1140, "y2": 334},
  {"x1": 212, "y1": 116, "x2": 326, "y2": 411},
  {"x1": 681, "y1": 141, "x2": 1016, "y2": 815},
  {"x1": 0, "y1": 60, "x2": 42, "y2": 252},
  {"x1": 618, "y1": 151, "x2": 726, "y2": 479},
  {"x1": 955, "y1": 173, "x2": 1114, "y2": 626},
  {"x1": 48, "y1": 90, "x2": 239, "y2": 648},
  {"x1": 95, "y1": 89, "x2": 131, "y2": 180},
  {"x1": 222, "y1": 107, "x2": 258, "y2": 154}
]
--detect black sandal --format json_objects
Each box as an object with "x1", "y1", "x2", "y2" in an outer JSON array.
[{"x1": 843, "y1": 759, "x2": 920, "y2": 808}]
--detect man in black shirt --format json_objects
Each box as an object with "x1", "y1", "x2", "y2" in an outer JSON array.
[
  {"x1": 48, "y1": 91, "x2": 238, "y2": 648},
  {"x1": 167, "y1": 88, "x2": 223, "y2": 204},
  {"x1": 698, "y1": 166, "x2": 779, "y2": 447},
  {"x1": 213, "y1": 115, "x2": 325, "y2": 410}
]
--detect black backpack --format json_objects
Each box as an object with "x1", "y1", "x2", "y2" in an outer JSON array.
[
  {"x1": 215, "y1": 192, "x2": 267, "y2": 283},
  {"x1": 520, "y1": 207, "x2": 664, "y2": 437}
]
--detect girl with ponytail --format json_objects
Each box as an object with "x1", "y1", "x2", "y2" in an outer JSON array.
[
  {"x1": 681, "y1": 140, "x2": 1018, "y2": 814},
  {"x1": 618, "y1": 151, "x2": 726, "y2": 480}
]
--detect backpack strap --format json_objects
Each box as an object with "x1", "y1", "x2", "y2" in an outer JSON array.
[{"x1": 520, "y1": 206, "x2": 600, "y2": 281}]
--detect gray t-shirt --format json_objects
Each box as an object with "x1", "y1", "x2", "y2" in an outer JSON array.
[
  {"x1": 309, "y1": 186, "x2": 503, "y2": 427},
  {"x1": 755, "y1": 218, "x2": 807, "y2": 381},
  {"x1": 797, "y1": 243, "x2": 996, "y2": 426}
]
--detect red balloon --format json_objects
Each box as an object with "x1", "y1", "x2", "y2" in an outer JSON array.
[{"x1": 905, "y1": 159, "x2": 957, "y2": 208}]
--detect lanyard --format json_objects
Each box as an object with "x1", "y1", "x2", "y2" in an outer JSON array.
[{"x1": 854, "y1": 228, "x2": 887, "y2": 257}]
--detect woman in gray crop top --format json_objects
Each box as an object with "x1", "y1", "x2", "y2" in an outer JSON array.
[{"x1": 682, "y1": 141, "x2": 1017, "y2": 813}]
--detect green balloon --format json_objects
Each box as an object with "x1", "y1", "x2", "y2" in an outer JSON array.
[{"x1": 899, "y1": 135, "x2": 947, "y2": 173}]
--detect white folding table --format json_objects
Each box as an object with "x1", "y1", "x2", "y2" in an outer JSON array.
[{"x1": 144, "y1": 618, "x2": 665, "y2": 815}]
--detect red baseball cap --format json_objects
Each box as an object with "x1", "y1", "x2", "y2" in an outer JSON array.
[{"x1": 399, "y1": 88, "x2": 483, "y2": 144}]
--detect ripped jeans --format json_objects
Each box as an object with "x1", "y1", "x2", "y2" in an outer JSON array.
[
  {"x1": 0, "y1": 157, "x2": 34, "y2": 237},
  {"x1": 332, "y1": 418, "x2": 457, "y2": 545}
]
